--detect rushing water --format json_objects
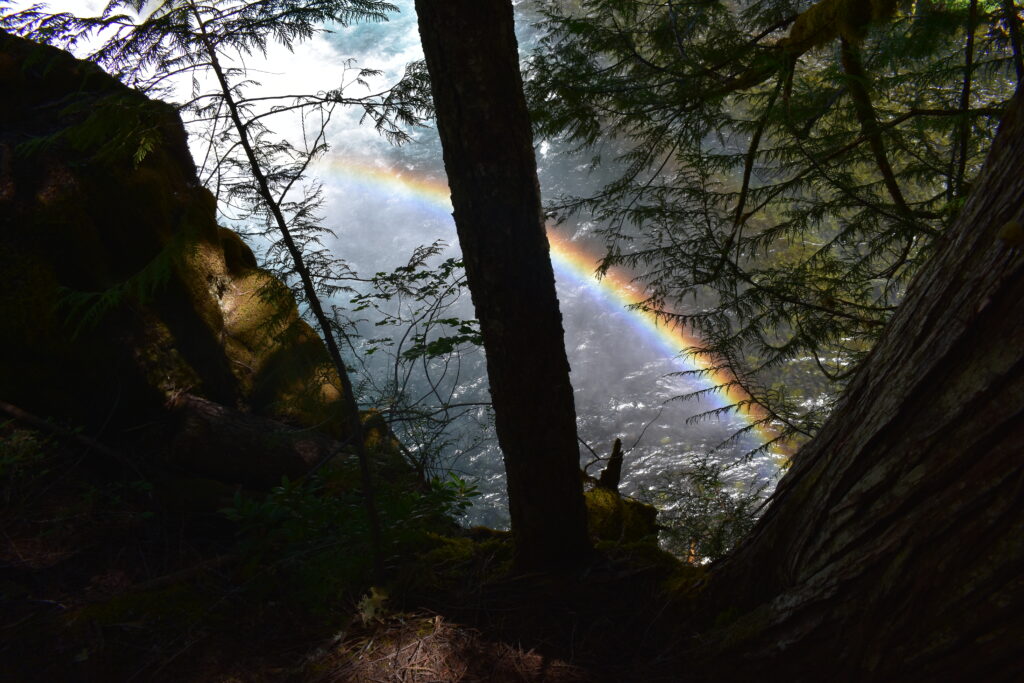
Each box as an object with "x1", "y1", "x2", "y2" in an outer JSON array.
[{"x1": 315, "y1": 3, "x2": 782, "y2": 527}]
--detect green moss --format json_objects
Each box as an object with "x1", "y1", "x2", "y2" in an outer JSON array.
[
  {"x1": 397, "y1": 531, "x2": 514, "y2": 595},
  {"x1": 217, "y1": 271, "x2": 345, "y2": 430},
  {"x1": 786, "y1": 0, "x2": 899, "y2": 48},
  {"x1": 132, "y1": 311, "x2": 204, "y2": 395},
  {"x1": 597, "y1": 539, "x2": 682, "y2": 571},
  {"x1": 220, "y1": 271, "x2": 296, "y2": 349},
  {"x1": 585, "y1": 488, "x2": 659, "y2": 544},
  {"x1": 76, "y1": 583, "x2": 207, "y2": 628},
  {"x1": 421, "y1": 534, "x2": 476, "y2": 564},
  {"x1": 218, "y1": 226, "x2": 257, "y2": 275}
]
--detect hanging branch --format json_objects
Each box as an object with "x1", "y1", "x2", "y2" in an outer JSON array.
[{"x1": 726, "y1": 76, "x2": 783, "y2": 261}]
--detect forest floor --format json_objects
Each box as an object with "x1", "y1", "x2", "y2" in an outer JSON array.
[
  {"x1": 1, "y1": 429, "x2": 698, "y2": 682},
  {"x1": 320, "y1": 547, "x2": 697, "y2": 682}
]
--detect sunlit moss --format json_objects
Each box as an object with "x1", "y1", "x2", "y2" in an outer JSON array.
[
  {"x1": 396, "y1": 531, "x2": 514, "y2": 595},
  {"x1": 585, "y1": 487, "x2": 659, "y2": 543},
  {"x1": 786, "y1": 0, "x2": 899, "y2": 48}
]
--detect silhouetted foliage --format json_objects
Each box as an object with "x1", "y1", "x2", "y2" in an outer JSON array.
[{"x1": 527, "y1": 0, "x2": 1021, "y2": 445}]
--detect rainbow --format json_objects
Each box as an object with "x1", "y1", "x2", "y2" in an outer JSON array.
[{"x1": 315, "y1": 157, "x2": 786, "y2": 453}]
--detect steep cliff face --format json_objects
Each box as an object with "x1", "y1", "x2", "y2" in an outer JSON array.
[{"x1": 0, "y1": 31, "x2": 355, "y2": 483}]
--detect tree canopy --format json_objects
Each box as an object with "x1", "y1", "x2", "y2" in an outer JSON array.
[{"x1": 526, "y1": 0, "x2": 1022, "y2": 445}]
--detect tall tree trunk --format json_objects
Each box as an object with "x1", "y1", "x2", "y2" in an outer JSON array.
[
  {"x1": 415, "y1": 0, "x2": 591, "y2": 571},
  {"x1": 698, "y1": 91, "x2": 1024, "y2": 681}
]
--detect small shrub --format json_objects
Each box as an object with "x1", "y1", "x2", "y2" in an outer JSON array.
[
  {"x1": 646, "y1": 456, "x2": 770, "y2": 563},
  {"x1": 219, "y1": 464, "x2": 479, "y2": 611}
]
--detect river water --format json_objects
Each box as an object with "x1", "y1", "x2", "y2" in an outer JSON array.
[{"x1": 315, "y1": 2, "x2": 783, "y2": 527}]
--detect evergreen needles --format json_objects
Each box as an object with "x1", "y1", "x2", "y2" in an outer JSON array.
[{"x1": 525, "y1": 0, "x2": 1021, "y2": 448}]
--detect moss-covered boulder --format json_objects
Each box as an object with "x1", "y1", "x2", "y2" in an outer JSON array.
[
  {"x1": 0, "y1": 31, "x2": 357, "y2": 481},
  {"x1": 585, "y1": 487, "x2": 659, "y2": 543}
]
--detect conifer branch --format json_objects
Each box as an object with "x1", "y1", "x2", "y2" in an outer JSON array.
[{"x1": 839, "y1": 37, "x2": 911, "y2": 216}]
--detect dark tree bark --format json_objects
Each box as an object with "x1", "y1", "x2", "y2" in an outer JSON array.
[
  {"x1": 696, "y1": 92, "x2": 1024, "y2": 681},
  {"x1": 597, "y1": 438, "x2": 624, "y2": 492},
  {"x1": 415, "y1": 0, "x2": 591, "y2": 571}
]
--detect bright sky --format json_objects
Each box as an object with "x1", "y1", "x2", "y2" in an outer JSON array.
[{"x1": 10, "y1": 0, "x2": 422, "y2": 147}]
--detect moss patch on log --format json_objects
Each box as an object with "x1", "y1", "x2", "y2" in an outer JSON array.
[{"x1": 585, "y1": 487, "x2": 659, "y2": 544}]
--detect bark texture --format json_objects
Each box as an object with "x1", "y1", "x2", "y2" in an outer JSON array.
[
  {"x1": 415, "y1": 0, "x2": 591, "y2": 570},
  {"x1": 700, "y1": 92, "x2": 1024, "y2": 681}
]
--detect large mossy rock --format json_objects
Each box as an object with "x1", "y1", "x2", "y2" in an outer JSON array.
[
  {"x1": 585, "y1": 487, "x2": 659, "y2": 544},
  {"x1": 0, "y1": 31, "x2": 358, "y2": 484}
]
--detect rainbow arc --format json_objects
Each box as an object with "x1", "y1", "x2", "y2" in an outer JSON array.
[{"x1": 316, "y1": 158, "x2": 786, "y2": 452}]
